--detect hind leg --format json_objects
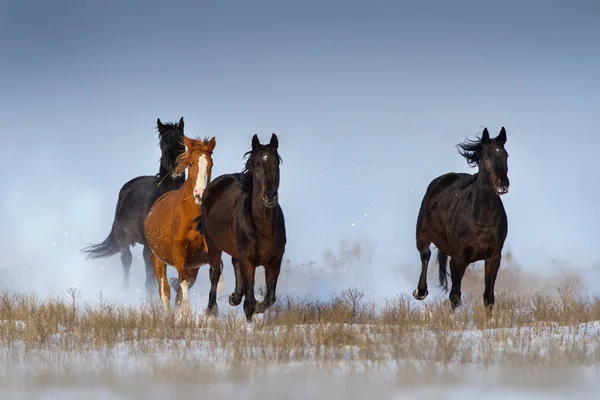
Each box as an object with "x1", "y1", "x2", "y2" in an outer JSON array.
[
  {"x1": 437, "y1": 250, "x2": 449, "y2": 291},
  {"x1": 142, "y1": 245, "x2": 158, "y2": 298},
  {"x1": 413, "y1": 233, "x2": 431, "y2": 301},
  {"x1": 120, "y1": 247, "x2": 133, "y2": 290},
  {"x1": 229, "y1": 257, "x2": 245, "y2": 307},
  {"x1": 151, "y1": 253, "x2": 170, "y2": 313}
]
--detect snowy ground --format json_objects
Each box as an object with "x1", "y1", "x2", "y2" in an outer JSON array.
[{"x1": 1, "y1": 314, "x2": 599, "y2": 399}]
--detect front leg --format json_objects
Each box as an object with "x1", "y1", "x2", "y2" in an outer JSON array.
[
  {"x1": 171, "y1": 240, "x2": 192, "y2": 314},
  {"x1": 238, "y1": 257, "x2": 257, "y2": 322},
  {"x1": 256, "y1": 256, "x2": 282, "y2": 314},
  {"x1": 483, "y1": 252, "x2": 502, "y2": 319}
]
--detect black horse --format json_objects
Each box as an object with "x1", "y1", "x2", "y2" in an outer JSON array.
[
  {"x1": 412, "y1": 127, "x2": 509, "y2": 318},
  {"x1": 82, "y1": 118, "x2": 186, "y2": 295},
  {"x1": 196, "y1": 133, "x2": 286, "y2": 322}
]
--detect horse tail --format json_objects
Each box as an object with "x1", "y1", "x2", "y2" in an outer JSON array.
[
  {"x1": 81, "y1": 229, "x2": 120, "y2": 259},
  {"x1": 437, "y1": 250, "x2": 449, "y2": 293}
]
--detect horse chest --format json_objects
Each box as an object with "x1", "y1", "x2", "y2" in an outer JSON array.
[{"x1": 249, "y1": 234, "x2": 275, "y2": 265}]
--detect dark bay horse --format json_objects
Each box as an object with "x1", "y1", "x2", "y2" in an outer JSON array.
[
  {"x1": 144, "y1": 135, "x2": 223, "y2": 315},
  {"x1": 82, "y1": 118, "x2": 186, "y2": 295},
  {"x1": 412, "y1": 127, "x2": 510, "y2": 318},
  {"x1": 197, "y1": 133, "x2": 286, "y2": 322}
]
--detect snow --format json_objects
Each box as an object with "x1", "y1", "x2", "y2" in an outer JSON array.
[{"x1": 1, "y1": 318, "x2": 599, "y2": 398}]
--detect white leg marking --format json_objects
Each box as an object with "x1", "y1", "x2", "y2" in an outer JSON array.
[
  {"x1": 181, "y1": 279, "x2": 190, "y2": 303},
  {"x1": 160, "y1": 277, "x2": 170, "y2": 312}
]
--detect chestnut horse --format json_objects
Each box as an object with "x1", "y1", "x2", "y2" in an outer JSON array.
[
  {"x1": 412, "y1": 127, "x2": 510, "y2": 318},
  {"x1": 196, "y1": 133, "x2": 286, "y2": 322},
  {"x1": 144, "y1": 135, "x2": 222, "y2": 314}
]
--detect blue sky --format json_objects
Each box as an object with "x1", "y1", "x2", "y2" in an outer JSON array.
[{"x1": 0, "y1": 0, "x2": 598, "y2": 303}]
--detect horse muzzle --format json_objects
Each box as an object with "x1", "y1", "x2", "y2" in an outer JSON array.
[
  {"x1": 494, "y1": 176, "x2": 510, "y2": 195},
  {"x1": 262, "y1": 190, "x2": 278, "y2": 208}
]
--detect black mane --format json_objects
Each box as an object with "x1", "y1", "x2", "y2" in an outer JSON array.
[{"x1": 456, "y1": 135, "x2": 484, "y2": 167}]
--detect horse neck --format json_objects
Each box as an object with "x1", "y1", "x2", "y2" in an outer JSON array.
[
  {"x1": 249, "y1": 181, "x2": 275, "y2": 230},
  {"x1": 475, "y1": 165, "x2": 495, "y2": 191}
]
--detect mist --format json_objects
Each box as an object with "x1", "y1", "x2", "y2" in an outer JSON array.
[{"x1": 1, "y1": 0, "x2": 598, "y2": 308}]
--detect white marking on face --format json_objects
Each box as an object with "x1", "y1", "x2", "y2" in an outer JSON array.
[
  {"x1": 263, "y1": 154, "x2": 268, "y2": 161},
  {"x1": 193, "y1": 154, "x2": 209, "y2": 204},
  {"x1": 495, "y1": 148, "x2": 500, "y2": 153}
]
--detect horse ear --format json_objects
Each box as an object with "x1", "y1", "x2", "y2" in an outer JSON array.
[
  {"x1": 251, "y1": 134, "x2": 260, "y2": 151},
  {"x1": 481, "y1": 128, "x2": 490, "y2": 142},
  {"x1": 157, "y1": 118, "x2": 165, "y2": 132},
  {"x1": 178, "y1": 117, "x2": 184, "y2": 130},
  {"x1": 496, "y1": 127, "x2": 507, "y2": 144},
  {"x1": 269, "y1": 133, "x2": 278, "y2": 149},
  {"x1": 183, "y1": 136, "x2": 192, "y2": 150},
  {"x1": 207, "y1": 136, "x2": 216, "y2": 152}
]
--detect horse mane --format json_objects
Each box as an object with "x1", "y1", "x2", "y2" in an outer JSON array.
[
  {"x1": 456, "y1": 134, "x2": 484, "y2": 167},
  {"x1": 173, "y1": 136, "x2": 214, "y2": 176},
  {"x1": 240, "y1": 146, "x2": 282, "y2": 193}
]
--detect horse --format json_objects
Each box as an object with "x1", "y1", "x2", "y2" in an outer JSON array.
[
  {"x1": 144, "y1": 135, "x2": 222, "y2": 315},
  {"x1": 412, "y1": 127, "x2": 510, "y2": 318},
  {"x1": 196, "y1": 133, "x2": 286, "y2": 322},
  {"x1": 82, "y1": 118, "x2": 186, "y2": 296}
]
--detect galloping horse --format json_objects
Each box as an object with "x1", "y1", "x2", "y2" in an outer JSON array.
[
  {"x1": 82, "y1": 118, "x2": 186, "y2": 295},
  {"x1": 144, "y1": 135, "x2": 222, "y2": 314},
  {"x1": 412, "y1": 127, "x2": 510, "y2": 318},
  {"x1": 197, "y1": 133, "x2": 286, "y2": 322}
]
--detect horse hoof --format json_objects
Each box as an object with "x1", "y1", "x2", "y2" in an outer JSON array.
[
  {"x1": 205, "y1": 306, "x2": 219, "y2": 317},
  {"x1": 412, "y1": 288, "x2": 428, "y2": 301},
  {"x1": 229, "y1": 293, "x2": 242, "y2": 307}
]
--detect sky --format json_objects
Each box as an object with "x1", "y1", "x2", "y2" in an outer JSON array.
[{"x1": 0, "y1": 0, "x2": 598, "y2": 306}]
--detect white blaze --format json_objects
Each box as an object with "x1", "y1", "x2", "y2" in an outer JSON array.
[{"x1": 194, "y1": 154, "x2": 209, "y2": 203}]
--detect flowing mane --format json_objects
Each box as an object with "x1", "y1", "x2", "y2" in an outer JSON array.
[
  {"x1": 456, "y1": 134, "x2": 485, "y2": 167},
  {"x1": 174, "y1": 136, "x2": 215, "y2": 176}
]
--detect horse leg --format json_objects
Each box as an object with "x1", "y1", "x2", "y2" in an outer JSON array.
[
  {"x1": 120, "y1": 246, "x2": 132, "y2": 290},
  {"x1": 256, "y1": 256, "x2": 282, "y2": 314},
  {"x1": 448, "y1": 258, "x2": 467, "y2": 310},
  {"x1": 437, "y1": 250, "x2": 449, "y2": 291},
  {"x1": 229, "y1": 257, "x2": 245, "y2": 306},
  {"x1": 483, "y1": 252, "x2": 502, "y2": 319},
  {"x1": 171, "y1": 240, "x2": 193, "y2": 316},
  {"x1": 413, "y1": 233, "x2": 431, "y2": 301},
  {"x1": 151, "y1": 253, "x2": 170, "y2": 313},
  {"x1": 142, "y1": 245, "x2": 158, "y2": 298},
  {"x1": 206, "y1": 247, "x2": 223, "y2": 315},
  {"x1": 239, "y1": 258, "x2": 257, "y2": 323}
]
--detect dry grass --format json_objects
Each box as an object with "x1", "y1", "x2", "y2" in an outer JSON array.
[
  {"x1": 1, "y1": 263, "x2": 600, "y2": 398},
  {"x1": 1, "y1": 263, "x2": 599, "y2": 371}
]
